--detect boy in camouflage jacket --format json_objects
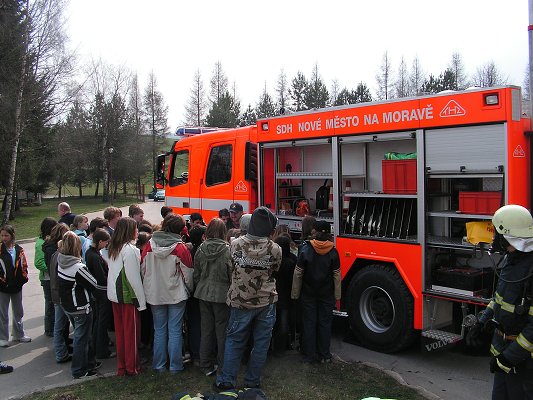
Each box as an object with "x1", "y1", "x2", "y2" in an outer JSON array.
[{"x1": 215, "y1": 207, "x2": 281, "y2": 392}]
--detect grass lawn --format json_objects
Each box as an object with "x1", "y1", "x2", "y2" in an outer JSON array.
[
  {"x1": 23, "y1": 352, "x2": 427, "y2": 400},
  {"x1": 6, "y1": 196, "x2": 141, "y2": 240}
]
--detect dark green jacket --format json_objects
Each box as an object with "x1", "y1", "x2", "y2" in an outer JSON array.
[{"x1": 193, "y1": 238, "x2": 233, "y2": 303}]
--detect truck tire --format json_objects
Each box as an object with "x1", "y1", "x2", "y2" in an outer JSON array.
[{"x1": 347, "y1": 264, "x2": 416, "y2": 353}]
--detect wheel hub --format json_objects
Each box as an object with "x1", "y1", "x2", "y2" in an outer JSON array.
[{"x1": 359, "y1": 285, "x2": 395, "y2": 333}]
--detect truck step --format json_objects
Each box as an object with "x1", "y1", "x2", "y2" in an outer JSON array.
[
  {"x1": 421, "y1": 329, "x2": 463, "y2": 351},
  {"x1": 421, "y1": 329, "x2": 462, "y2": 343}
]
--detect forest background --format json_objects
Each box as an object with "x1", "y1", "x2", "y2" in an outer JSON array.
[{"x1": 0, "y1": 0, "x2": 526, "y2": 225}]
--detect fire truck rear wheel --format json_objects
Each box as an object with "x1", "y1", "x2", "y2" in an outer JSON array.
[{"x1": 347, "y1": 264, "x2": 415, "y2": 353}]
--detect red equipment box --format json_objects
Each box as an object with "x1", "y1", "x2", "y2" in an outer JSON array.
[
  {"x1": 458, "y1": 192, "x2": 501, "y2": 215},
  {"x1": 382, "y1": 159, "x2": 417, "y2": 194}
]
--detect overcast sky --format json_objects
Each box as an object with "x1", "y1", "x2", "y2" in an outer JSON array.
[{"x1": 66, "y1": 0, "x2": 529, "y2": 131}]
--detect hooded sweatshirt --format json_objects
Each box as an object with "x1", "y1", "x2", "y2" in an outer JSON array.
[
  {"x1": 104, "y1": 242, "x2": 146, "y2": 311},
  {"x1": 193, "y1": 238, "x2": 233, "y2": 303},
  {"x1": 227, "y1": 234, "x2": 282, "y2": 309},
  {"x1": 57, "y1": 253, "x2": 104, "y2": 314},
  {"x1": 291, "y1": 239, "x2": 341, "y2": 300},
  {"x1": 141, "y1": 231, "x2": 193, "y2": 306}
]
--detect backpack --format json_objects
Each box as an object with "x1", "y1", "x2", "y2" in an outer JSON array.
[{"x1": 315, "y1": 179, "x2": 330, "y2": 210}]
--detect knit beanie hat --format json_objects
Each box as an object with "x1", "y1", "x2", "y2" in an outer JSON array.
[
  {"x1": 248, "y1": 207, "x2": 277, "y2": 237},
  {"x1": 239, "y1": 214, "x2": 252, "y2": 233}
]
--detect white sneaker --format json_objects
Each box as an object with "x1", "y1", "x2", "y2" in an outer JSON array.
[
  {"x1": 13, "y1": 336, "x2": 31, "y2": 343},
  {"x1": 0, "y1": 340, "x2": 9, "y2": 347}
]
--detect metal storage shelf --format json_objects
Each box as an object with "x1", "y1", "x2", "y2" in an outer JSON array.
[
  {"x1": 276, "y1": 172, "x2": 333, "y2": 179},
  {"x1": 427, "y1": 211, "x2": 493, "y2": 220},
  {"x1": 423, "y1": 288, "x2": 491, "y2": 304},
  {"x1": 426, "y1": 236, "x2": 477, "y2": 250},
  {"x1": 427, "y1": 172, "x2": 503, "y2": 179},
  {"x1": 345, "y1": 191, "x2": 417, "y2": 199}
]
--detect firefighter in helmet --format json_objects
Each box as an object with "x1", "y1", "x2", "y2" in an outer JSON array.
[{"x1": 466, "y1": 205, "x2": 533, "y2": 399}]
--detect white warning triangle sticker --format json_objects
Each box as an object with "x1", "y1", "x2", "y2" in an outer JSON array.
[
  {"x1": 513, "y1": 145, "x2": 526, "y2": 158},
  {"x1": 235, "y1": 180, "x2": 248, "y2": 192},
  {"x1": 440, "y1": 100, "x2": 466, "y2": 117}
]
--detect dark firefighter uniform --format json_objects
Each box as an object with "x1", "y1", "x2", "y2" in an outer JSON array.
[{"x1": 478, "y1": 250, "x2": 533, "y2": 399}]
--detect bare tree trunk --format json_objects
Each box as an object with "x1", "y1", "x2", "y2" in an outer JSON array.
[
  {"x1": 122, "y1": 179, "x2": 127, "y2": 195},
  {"x1": 78, "y1": 182, "x2": 82, "y2": 198},
  {"x1": 2, "y1": 59, "x2": 26, "y2": 225},
  {"x1": 58, "y1": 184, "x2": 62, "y2": 199},
  {"x1": 94, "y1": 177, "x2": 99, "y2": 198}
]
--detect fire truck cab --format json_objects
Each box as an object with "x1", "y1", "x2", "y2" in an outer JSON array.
[{"x1": 158, "y1": 86, "x2": 530, "y2": 353}]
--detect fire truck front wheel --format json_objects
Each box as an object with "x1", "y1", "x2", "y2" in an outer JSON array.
[{"x1": 347, "y1": 264, "x2": 415, "y2": 353}]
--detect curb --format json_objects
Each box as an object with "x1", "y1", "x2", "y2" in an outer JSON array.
[
  {"x1": 333, "y1": 353, "x2": 442, "y2": 400},
  {"x1": 17, "y1": 238, "x2": 37, "y2": 244},
  {"x1": 7, "y1": 371, "x2": 115, "y2": 400}
]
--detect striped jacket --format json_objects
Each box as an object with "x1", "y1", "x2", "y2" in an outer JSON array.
[
  {"x1": 480, "y1": 250, "x2": 533, "y2": 367},
  {"x1": 57, "y1": 253, "x2": 104, "y2": 314}
]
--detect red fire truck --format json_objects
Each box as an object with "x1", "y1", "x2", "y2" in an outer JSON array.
[{"x1": 157, "y1": 86, "x2": 530, "y2": 353}]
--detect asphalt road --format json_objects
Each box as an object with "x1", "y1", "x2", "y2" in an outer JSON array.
[{"x1": 0, "y1": 200, "x2": 493, "y2": 399}]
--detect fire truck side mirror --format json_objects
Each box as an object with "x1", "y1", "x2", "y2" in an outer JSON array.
[
  {"x1": 244, "y1": 142, "x2": 258, "y2": 181},
  {"x1": 156, "y1": 154, "x2": 167, "y2": 186}
]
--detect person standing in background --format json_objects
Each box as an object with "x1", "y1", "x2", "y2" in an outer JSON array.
[
  {"x1": 226, "y1": 203, "x2": 244, "y2": 230},
  {"x1": 57, "y1": 232, "x2": 104, "y2": 379},
  {"x1": 0, "y1": 225, "x2": 30, "y2": 347},
  {"x1": 85, "y1": 228, "x2": 114, "y2": 360},
  {"x1": 103, "y1": 207, "x2": 122, "y2": 236},
  {"x1": 57, "y1": 202, "x2": 76, "y2": 227},
  {"x1": 34, "y1": 217, "x2": 58, "y2": 337},
  {"x1": 44, "y1": 223, "x2": 71, "y2": 363}
]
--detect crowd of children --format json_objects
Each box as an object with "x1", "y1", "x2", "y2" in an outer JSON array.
[{"x1": 0, "y1": 201, "x2": 341, "y2": 390}]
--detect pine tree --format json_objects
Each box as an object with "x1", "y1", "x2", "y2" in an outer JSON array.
[
  {"x1": 210, "y1": 61, "x2": 228, "y2": 105},
  {"x1": 256, "y1": 83, "x2": 276, "y2": 119},
  {"x1": 205, "y1": 91, "x2": 239, "y2": 128},
  {"x1": 304, "y1": 64, "x2": 329, "y2": 109},
  {"x1": 240, "y1": 104, "x2": 257, "y2": 126},
  {"x1": 409, "y1": 56, "x2": 425, "y2": 96},
  {"x1": 449, "y1": 52, "x2": 469, "y2": 90},
  {"x1": 143, "y1": 71, "x2": 169, "y2": 190},
  {"x1": 376, "y1": 51, "x2": 394, "y2": 100},
  {"x1": 289, "y1": 71, "x2": 308, "y2": 111},
  {"x1": 395, "y1": 56, "x2": 410, "y2": 98},
  {"x1": 354, "y1": 82, "x2": 372, "y2": 103},
  {"x1": 184, "y1": 69, "x2": 207, "y2": 126},
  {"x1": 275, "y1": 69, "x2": 290, "y2": 114}
]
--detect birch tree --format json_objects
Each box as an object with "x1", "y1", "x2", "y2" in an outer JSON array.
[{"x1": 2, "y1": 0, "x2": 76, "y2": 224}]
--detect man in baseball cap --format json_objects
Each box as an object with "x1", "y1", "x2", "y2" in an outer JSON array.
[{"x1": 227, "y1": 203, "x2": 244, "y2": 230}]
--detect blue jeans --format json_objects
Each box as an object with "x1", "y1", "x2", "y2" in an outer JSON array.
[
  {"x1": 53, "y1": 304, "x2": 70, "y2": 362},
  {"x1": 217, "y1": 304, "x2": 276, "y2": 387},
  {"x1": 151, "y1": 301, "x2": 186, "y2": 372},
  {"x1": 41, "y1": 280, "x2": 55, "y2": 336},
  {"x1": 65, "y1": 310, "x2": 95, "y2": 378}
]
